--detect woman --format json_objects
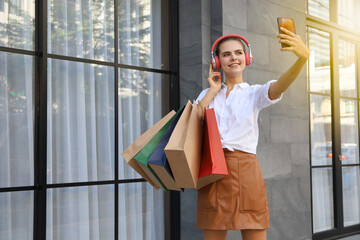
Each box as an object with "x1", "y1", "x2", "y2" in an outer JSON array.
[{"x1": 195, "y1": 27, "x2": 310, "y2": 240}]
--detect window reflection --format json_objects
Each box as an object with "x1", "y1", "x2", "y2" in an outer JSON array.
[
  {"x1": 338, "y1": 0, "x2": 354, "y2": 29},
  {"x1": 118, "y1": 182, "x2": 164, "y2": 240},
  {"x1": 339, "y1": 40, "x2": 356, "y2": 98},
  {"x1": 47, "y1": 185, "x2": 114, "y2": 240},
  {"x1": 340, "y1": 99, "x2": 359, "y2": 165},
  {"x1": 338, "y1": 0, "x2": 360, "y2": 32},
  {"x1": 311, "y1": 95, "x2": 332, "y2": 166},
  {"x1": 47, "y1": 59, "x2": 115, "y2": 184},
  {"x1": 312, "y1": 168, "x2": 334, "y2": 233},
  {"x1": 308, "y1": 0, "x2": 329, "y2": 21},
  {"x1": 309, "y1": 28, "x2": 331, "y2": 94},
  {"x1": 118, "y1": 68, "x2": 163, "y2": 179},
  {"x1": 48, "y1": 0, "x2": 115, "y2": 61},
  {"x1": 0, "y1": 191, "x2": 33, "y2": 240},
  {"x1": 0, "y1": 0, "x2": 35, "y2": 50},
  {"x1": 118, "y1": 0, "x2": 167, "y2": 69},
  {"x1": 0, "y1": 52, "x2": 34, "y2": 188},
  {"x1": 342, "y1": 166, "x2": 360, "y2": 226}
]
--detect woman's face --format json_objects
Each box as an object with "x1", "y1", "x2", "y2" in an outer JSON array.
[{"x1": 218, "y1": 40, "x2": 246, "y2": 77}]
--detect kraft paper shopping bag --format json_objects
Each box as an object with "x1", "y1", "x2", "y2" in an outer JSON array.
[
  {"x1": 197, "y1": 108, "x2": 228, "y2": 189},
  {"x1": 148, "y1": 106, "x2": 185, "y2": 191},
  {"x1": 134, "y1": 109, "x2": 183, "y2": 191},
  {"x1": 164, "y1": 100, "x2": 202, "y2": 189},
  {"x1": 121, "y1": 111, "x2": 176, "y2": 189}
]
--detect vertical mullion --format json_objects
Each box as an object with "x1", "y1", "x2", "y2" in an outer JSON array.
[
  {"x1": 168, "y1": 1, "x2": 180, "y2": 240},
  {"x1": 307, "y1": 25, "x2": 315, "y2": 235},
  {"x1": 34, "y1": 0, "x2": 48, "y2": 240},
  {"x1": 114, "y1": 0, "x2": 119, "y2": 240},
  {"x1": 330, "y1": 32, "x2": 343, "y2": 233},
  {"x1": 169, "y1": 0, "x2": 179, "y2": 111},
  {"x1": 33, "y1": 0, "x2": 40, "y2": 238}
]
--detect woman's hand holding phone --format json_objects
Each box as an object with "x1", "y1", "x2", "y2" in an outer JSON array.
[{"x1": 277, "y1": 18, "x2": 310, "y2": 60}]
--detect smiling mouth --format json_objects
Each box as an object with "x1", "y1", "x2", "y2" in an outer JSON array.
[{"x1": 229, "y1": 63, "x2": 240, "y2": 67}]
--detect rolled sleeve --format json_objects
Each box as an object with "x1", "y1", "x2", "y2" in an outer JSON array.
[
  {"x1": 257, "y1": 80, "x2": 282, "y2": 109},
  {"x1": 195, "y1": 88, "x2": 209, "y2": 104}
]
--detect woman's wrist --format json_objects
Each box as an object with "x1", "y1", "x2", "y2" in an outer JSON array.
[{"x1": 209, "y1": 87, "x2": 220, "y2": 96}]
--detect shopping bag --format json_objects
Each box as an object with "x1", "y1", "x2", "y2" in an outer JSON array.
[
  {"x1": 121, "y1": 111, "x2": 176, "y2": 190},
  {"x1": 134, "y1": 109, "x2": 182, "y2": 191},
  {"x1": 164, "y1": 100, "x2": 203, "y2": 189},
  {"x1": 197, "y1": 108, "x2": 228, "y2": 189},
  {"x1": 148, "y1": 106, "x2": 185, "y2": 191}
]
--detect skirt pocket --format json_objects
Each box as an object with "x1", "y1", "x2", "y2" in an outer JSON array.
[
  {"x1": 197, "y1": 181, "x2": 217, "y2": 210},
  {"x1": 239, "y1": 158, "x2": 267, "y2": 212}
]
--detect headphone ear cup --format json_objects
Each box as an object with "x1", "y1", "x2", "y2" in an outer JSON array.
[
  {"x1": 212, "y1": 60, "x2": 217, "y2": 70},
  {"x1": 245, "y1": 52, "x2": 250, "y2": 66},
  {"x1": 214, "y1": 56, "x2": 221, "y2": 70}
]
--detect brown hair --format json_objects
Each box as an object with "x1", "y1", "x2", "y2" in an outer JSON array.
[{"x1": 215, "y1": 37, "x2": 246, "y2": 57}]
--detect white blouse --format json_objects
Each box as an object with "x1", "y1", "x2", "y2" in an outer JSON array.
[{"x1": 196, "y1": 80, "x2": 282, "y2": 154}]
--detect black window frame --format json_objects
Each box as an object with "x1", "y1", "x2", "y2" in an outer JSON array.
[
  {"x1": 0, "y1": 0, "x2": 180, "y2": 240},
  {"x1": 307, "y1": 1, "x2": 360, "y2": 239}
]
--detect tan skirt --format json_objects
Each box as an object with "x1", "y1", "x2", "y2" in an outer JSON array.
[{"x1": 196, "y1": 149, "x2": 270, "y2": 230}]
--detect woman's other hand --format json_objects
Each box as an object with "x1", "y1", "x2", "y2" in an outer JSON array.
[
  {"x1": 198, "y1": 63, "x2": 222, "y2": 116},
  {"x1": 277, "y1": 27, "x2": 310, "y2": 60},
  {"x1": 208, "y1": 63, "x2": 222, "y2": 94}
]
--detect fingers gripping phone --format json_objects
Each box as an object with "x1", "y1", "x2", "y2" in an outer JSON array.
[{"x1": 277, "y1": 17, "x2": 296, "y2": 48}]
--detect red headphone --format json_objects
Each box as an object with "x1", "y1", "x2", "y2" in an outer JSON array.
[{"x1": 211, "y1": 34, "x2": 254, "y2": 70}]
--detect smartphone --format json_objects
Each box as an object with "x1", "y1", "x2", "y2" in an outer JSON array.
[{"x1": 277, "y1": 17, "x2": 296, "y2": 48}]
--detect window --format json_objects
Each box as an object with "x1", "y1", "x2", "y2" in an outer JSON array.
[
  {"x1": 308, "y1": 0, "x2": 330, "y2": 21},
  {"x1": 307, "y1": 0, "x2": 360, "y2": 239},
  {"x1": 0, "y1": 0, "x2": 179, "y2": 239}
]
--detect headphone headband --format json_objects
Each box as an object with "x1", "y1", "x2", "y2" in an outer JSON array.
[{"x1": 211, "y1": 34, "x2": 250, "y2": 53}]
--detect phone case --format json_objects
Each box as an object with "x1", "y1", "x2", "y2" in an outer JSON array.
[{"x1": 277, "y1": 17, "x2": 295, "y2": 48}]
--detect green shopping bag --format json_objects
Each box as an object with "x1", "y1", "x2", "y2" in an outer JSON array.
[
  {"x1": 134, "y1": 109, "x2": 182, "y2": 191},
  {"x1": 121, "y1": 111, "x2": 176, "y2": 190}
]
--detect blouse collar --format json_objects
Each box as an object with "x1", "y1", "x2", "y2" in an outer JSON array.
[{"x1": 222, "y1": 82, "x2": 249, "y2": 90}]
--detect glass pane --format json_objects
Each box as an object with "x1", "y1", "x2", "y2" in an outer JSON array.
[
  {"x1": 48, "y1": 0, "x2": 114, "y2": 62},
  {"x1": 48, "y1": 59, "x2": 114, "y2": 184},
  {"x1": 342, "y1": 166, "x2": 360, "y2": 226},
  {"x1": 308, "y1": 0, "x2": 329, "y2": 21},
  {"x1": 119, "y1": 69, "x2": 168, "y2": 179},
  {"x1": 47, "y1": 185, "x2": 114, "y2": 240},
  {"x1": 119, "y1": 182, "x2": 164, "y2": 240},
  {"x1": 309, "y1": 28, "x2": 331, "y2": 94},
  {"x1": 312, "y1": 168, "x2": 334, "y2": 233},
  {"x1": 338, "y1": 0, "x2": 360, "y2": 32},
  {"x1": 0, "y1": 191, "x2": 33, "y2": 240},
  {"x1": 0, "y1": 0, "x2": 35, "y2": 50},
  {"x1": 310, "y1": 94, "x2": 332, "y2": 166},
  {"x1": 118, "y1": 0, "x2": 169, "y2": 70},
  {"x1": 339, "y1": 40, "x2": 356, "y2": 98},
  {"x1": 340, "y1": 99, "x2": 359, "y2": 164},
  {"x1": 0, "y1": 52, "x2": 34, "y2": 187}
]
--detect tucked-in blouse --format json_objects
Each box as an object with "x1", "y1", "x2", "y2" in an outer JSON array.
[{"x1": 196, "y1": 80, "x2": 282, "y2": 154}]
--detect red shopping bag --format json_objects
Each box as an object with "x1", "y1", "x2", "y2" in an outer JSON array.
[{"x1": 197, "y1": 108, "x2": 228, "y2": 189}]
